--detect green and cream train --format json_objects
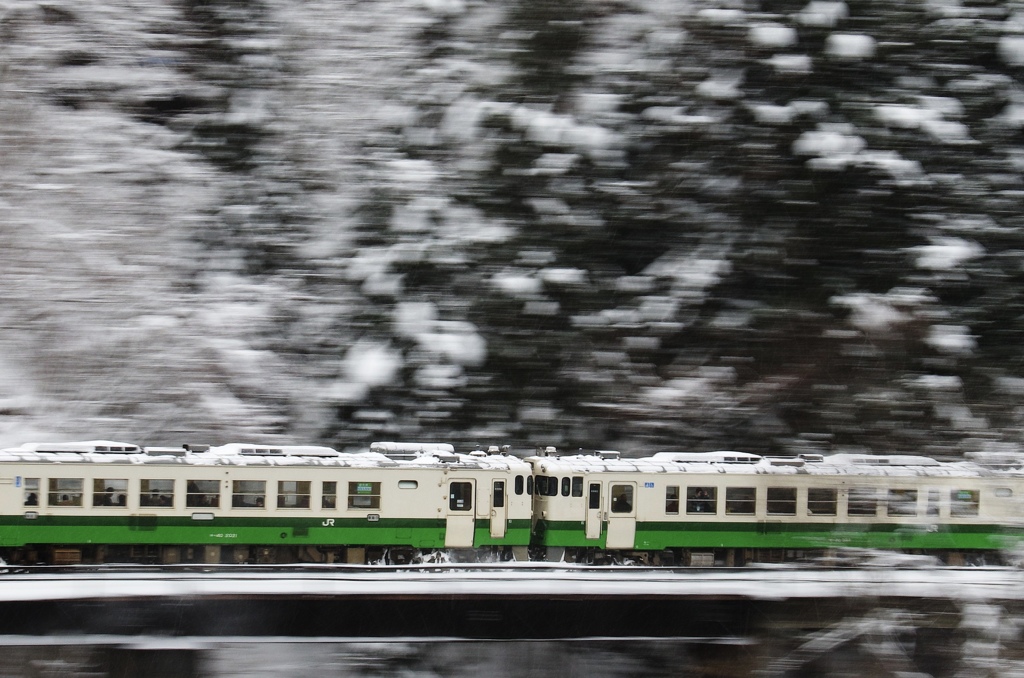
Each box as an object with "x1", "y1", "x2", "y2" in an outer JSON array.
[
  {"x1": 0, "y1": 440, "x2": 1022, "y2": 565},
  {"x1": 0, "y1": 441, "x2": 533, "y2": 565},
  {"x1": 529, "y1": 450, "x2": 1024, "y2": 566}
]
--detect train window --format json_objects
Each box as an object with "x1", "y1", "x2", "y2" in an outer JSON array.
[
  {"x1": 48, "y1": 478, "x2": 83, "y2": 506},
  {"x1": 926, "y1": 489, "x2": 940, "y2": 517},
  {"x1": 186, "y1": 480, "x2": 220, "y2": 508},
  {"x1": 726, "y1": 487, "x2": 756, "y2": 515},
  {"x1": 589, "y1": 483, "x2": 600, "y2": 510},
  {"x1": 807, "y1": 488, "x2": 837, "y2": 516},
  {"x1": 995, "y1": 487, "x2": 1013, "y2": 498},
  {"x1": 537, "y1": 476, "x2": 558, "y2": 497},
  {"x1": 322, "y1": 481, "x2": 337, "y2": 509},
  {"x1": 232, "y1": 480, "x2": 266, "y2": 508},
  {"x1": 561, "y1": 477, "x2": 571, "y2": 497},
  {"x1": 951, "y1": 489, "x2": 979, "y2": 517},
  {"x1": 449, "y1": 481, "x2": 472, "y2": 511},
  {"x1": 493, "y1": 481, "x2": 505, "y2": 508},
  {"x1": 527, "y1": 476, "x2": 534, "y2": 495},
  {"x1": 666, "y1": 486, "x2": 680, "y2": 515},
  {"x1": 766, "y1": 487, "x2": 797, "y2": 515},
  {"x1": 278, "y1": 481, "x2": 311, "y2": 509},
  {"x1": 611, "y1": 485, "x2": 633, "y2": 513},
  {"x1": 399, "y1": 480, "x2": 418, "y2": 489},
  {"x1": 515, "y1": 476, "x2": 524, "y2": 495},
  {"x1": 349, "y1": 481, "x2": 381, "y2": 510},
  {"x1": 848, "y1": 487, "x2": 878, "y2": 516},
  {"x1": 572, "y1": 477, "x2": 583, "y2": 497},
  {"x1": 23, "y1": 478, "x2": 39, "y2": 507},
  {"x1": 140, "y1": 479, "x2": 174, "y2": 507},
  {"x1": 93, "y1": 479, "x2": 128, "y2": 507},
  {"x1": 686, "y1": 487, "x2": 717, "y2": 514},
  {"x1": 546, "y1": 477, "x2": 559, "y2": 497},
  {"x1": 887, "y1": 489, "x2": 918, "y2": 517}
]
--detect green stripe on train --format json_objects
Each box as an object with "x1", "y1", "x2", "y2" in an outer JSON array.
[
  {"x1": 0, "y1": 516, "x2": 532, "y2": 548},
  {"x1": 533, "y1": 520, "x2": 1024, "y2": 550}
]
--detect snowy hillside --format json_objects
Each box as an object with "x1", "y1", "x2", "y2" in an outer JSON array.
[{"x1": 1, "y1": 0, "x2": 1023, "y2": 457}]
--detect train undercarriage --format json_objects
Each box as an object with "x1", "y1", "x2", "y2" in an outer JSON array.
[
  {"x1": 549, "y1": 546, "x2": 998, "y2": 567},
  {"x1": 1, "y1": 544, "x2": 532, "y2": 566},
  {"x1": 0, "y1": 544, "x2": 1002, "y2": 567}
]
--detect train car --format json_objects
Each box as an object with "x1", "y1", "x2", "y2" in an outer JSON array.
[
  {"x1": 0, "y1": 441, "x2": 533, "y2": 565},
  {"x1": 527, "y1": 450, "x2": 1024, "y2": 565}
]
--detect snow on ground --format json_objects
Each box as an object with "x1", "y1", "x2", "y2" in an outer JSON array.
[{"x1": 0, "y1": 564, "x2": 1019, "y2": 602}]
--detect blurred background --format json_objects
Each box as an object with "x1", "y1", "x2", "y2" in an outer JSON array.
[{"x1": 1, "y1": 0, "x2": 1022, "y2": 456}]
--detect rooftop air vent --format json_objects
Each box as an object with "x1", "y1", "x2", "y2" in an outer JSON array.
[
  {"x1": 370, "y1": 441, "x2": 456, "y2": 460},
  {"x1": 239, "y1": 447, "x2": 285, "y2": 456},
  {"x1": 282, "y1": 446, "x2": 340, "y2": 457},
  {"x1": 651, "y1": 452, "x2": 763, "y2": 464},
  {"x1": 144, "y1": 447, "x2": 187, "y2": 457},
  {"x1": 848, "y1": 455, "x2": 940, "y2": 467},
  {"x1": 767, "y1": 457, "x2": 805, "y2": 467},
  {"x1": 31, "y1": 441, "x2": 141, "y2": 454}
]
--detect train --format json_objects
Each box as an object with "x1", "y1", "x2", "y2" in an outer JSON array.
[{"x1": 0, "y1": 439, "x2": 1022, "y2": 566}]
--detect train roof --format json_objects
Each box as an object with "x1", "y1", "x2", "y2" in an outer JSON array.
[
  {"x1": 0, "y1": 441, "x2": 530, "y2": 472},
  {"x1": 528, "y1": 451, "x2": 1024, "y2": 478}
]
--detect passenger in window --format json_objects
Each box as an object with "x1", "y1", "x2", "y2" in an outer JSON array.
[
  {"x1": 613, "y1": 493, "x2": 631, "y2": 512},
  {"x1": 24, "y1": 493, "x2": 37, "y2": 507},
  {"x1": 695, "y1": 488, "x2": 712, "y2": 512},
  {"x1": 115, "y1": 494, "x2": 126, "y2": 507}
]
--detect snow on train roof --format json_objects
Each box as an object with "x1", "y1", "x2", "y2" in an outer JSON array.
[
  {"x1": 0, "y1": 441, "x2": 529, "y2": 471},
  {"x1": 529, "y1": 450, "x2": 1023, "y2": 478}
]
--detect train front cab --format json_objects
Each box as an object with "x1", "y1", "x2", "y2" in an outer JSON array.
[{"x1": 528, "y1": 454, "x2": 642, "y2": 561}]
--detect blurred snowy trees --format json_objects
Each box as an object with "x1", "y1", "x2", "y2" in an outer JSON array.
[{"x1": 1, "y1": 0, "x2": 1023, "y2": 455}]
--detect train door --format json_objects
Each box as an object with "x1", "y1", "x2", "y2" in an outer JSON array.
[
  {"x1": 606, "y1": 482, "x2": 636, "y2": 549},
  {"x1": 489, "y1": 480, "x2": 507, "y2": 539},
  {"x1": 585, "y1": 482, "x2": 602, "y2": 540},
  {"x1": 445, "y1": 479, "x2": 476, "y2": 548}
]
